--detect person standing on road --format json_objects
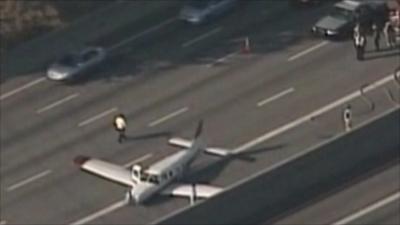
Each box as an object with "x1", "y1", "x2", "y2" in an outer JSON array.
[
  {"x1": 343, "y1": 105, "x2": 352, "y2": 132},
  {"x1": 372, "y1": 23, "x2": 383, "y2": 51},
  {"x1": 113, "y1": 113, "x2": 127, "y2": 143},
  {"x1": 353, "y1": 24, "x2": 366, "y2": 60},
  {"x1": 384, "y1": 20, "x2": 396, "y2": 48}
]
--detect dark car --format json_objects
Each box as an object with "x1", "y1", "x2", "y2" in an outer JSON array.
[
  {"x1": 179, "y1": 0, "x2": 238, "y2": 25},
  {"x1": 47, "y1": 47, "x2": 106, "y2": 81},
  {"x1": 311, "y1": 0, "x2": 386, "y2": 38}
]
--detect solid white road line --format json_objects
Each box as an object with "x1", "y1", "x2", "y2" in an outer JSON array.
[
  {"x1": 7, "y1": 170, "x2": 52, "y2": 192},
  {"x1": 69, "y1": 200, "x2": 127, "y2": 225},
  {"x1": 109, "y1": 17, "x2": 176, "y2": 51},
  {"x1": 182, "y1": 27, "x2": 221, "y2": 48},
  {"x1": 288, "y1": 41, "x2": 329, "y2": 61},
  {"x1": 257, "y1": 88, "x2": 295, "y2": 107},
  {"x1": 148, "y1": 107, "x2": 188, "y2": 127},
  {"x1": 233, "y1": 73, "x2": 395, "y2": 154},
  {"x1": 331, "y1": 191, "x2": 400, "y2": 225},
  {"x1": 206, "y1": 51, "x2": 238, "y2": 68},
  {"x1": 36, "y1": 93, "x2": 80, "y2": 114},
  {"x1": 123, "y1": 153, "x2": 153, "y2": 168},
  {"x1": 0, "y1": 77, "x2": 46, "y2": 101},
  {"x1": 78, "y1": 107, "x2": 118, "y2": 127}
]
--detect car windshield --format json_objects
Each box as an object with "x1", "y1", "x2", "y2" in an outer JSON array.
[
  {"x1": 187, "y1": 0, "x2": 209, "y2": 9},
  {"x1": 81, "y1": 50, "x2": 99, "y2": 61},
  {"x1": 58, "y1": 54, "x2": 80, "y2": 66},
  {"x1": 329, "y1": 6, "x2": 353, "y2": 20}
]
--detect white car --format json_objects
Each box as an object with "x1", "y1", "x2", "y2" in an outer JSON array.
[{"x1": 47, "y1": 47, "x2": 106, "y2": 81}]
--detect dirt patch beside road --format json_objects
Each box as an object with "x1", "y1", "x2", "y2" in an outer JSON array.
[{"x1": 0, "y1": 0, "x2": 114, "y2": 51}]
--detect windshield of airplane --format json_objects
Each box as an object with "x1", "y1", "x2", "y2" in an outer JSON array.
[
  {"x1": 139, "y1": 171, "x2": 159, "y2": 184},
  {"x1": 329, "y1": 6, "x2": 353, "y2": 20}
]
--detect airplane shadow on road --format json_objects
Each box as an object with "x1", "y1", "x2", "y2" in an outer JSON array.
[
  {"x1": 184, "y1": 144, "x2": 286, "y2": 184},
  {"x1": 124, "y1": 131, "x2": 172, "y2": 142}
]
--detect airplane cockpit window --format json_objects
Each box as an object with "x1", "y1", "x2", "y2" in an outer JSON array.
[
  {"x1": 148, "y1": 175, "x2": 160, "y2": 184},
  {"x1": 140, "y1": 172, "x2": 149, "y2": 182},
  {"x1": 138, "y1": 171, "x2": 159, "y2": 184},
  {"x1": 132, "y1": 169, "x2": 139, "y2": 178}
]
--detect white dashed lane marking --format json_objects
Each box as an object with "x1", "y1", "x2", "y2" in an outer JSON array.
[
  {"x1": 148, "y1": 107, "x2": 188, "y2": 127},
  {"x1": 109, "y1": 17, "x2": 177, "y2": 51},
  {"x1": 206, "y1": 51, "x2": 239, "y2": 68},
  {"x1": 0, "y1": 77, "x2": 46, "y2": 101},
  {"x1": 182, "y1": 27, "x2": 221, "y2": 48},
  {"x1": 257, "y1": 88, "x2": 295, "y2": 107},
  {"x1": 78, "y1": 107, "x2": 118, "y2": 127},
  {"x1": 7, "y1": 170, "x2": 52, "y2": 192},
  {"x1": 36, "y1": 93, "x2": 80, "y2": 114},
  {"x1": 288, "y1": 41, "x2": 329, "y2": 61}
]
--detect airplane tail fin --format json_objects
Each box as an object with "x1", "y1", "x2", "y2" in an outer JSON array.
[
  {"x1": 168, "y1": 120, "x2": 233, "y2": 157},
  {"x1": 189, "y1": 120, "x2": 206, "y2": 153},
  {"x1": 194, "y1": 120, "x2": 203, "y2": 139}
]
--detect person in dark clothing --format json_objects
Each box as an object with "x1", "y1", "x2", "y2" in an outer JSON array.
[
  {"x1": 373, "y1": 23, "x2": 382, "y2": 51},
  {"x1": 113, "y1": 113, "x2": 127, "y2": 143},
  {"x1": 353, "y1": 24, "x2": 366, "y2": 60},
  {"x1": 384, "y1": 20, "x2": 396, "y2": 48}
]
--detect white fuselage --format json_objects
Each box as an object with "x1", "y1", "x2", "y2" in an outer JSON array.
[{"x1": 132, "y1": 144, "x2": 202, "y2": 203}]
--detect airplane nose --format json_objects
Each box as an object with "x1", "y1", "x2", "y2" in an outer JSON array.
[
  {"x1": 133, "y1": 194, "x2": 142, "y2": 204},
  {"x1": 134, "y1": 190, "x2": 151, "y2": 204}
]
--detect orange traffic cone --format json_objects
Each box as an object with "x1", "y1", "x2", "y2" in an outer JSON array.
[{"x1": 241, "y1": 37, "x2": 250, "y2": 54}]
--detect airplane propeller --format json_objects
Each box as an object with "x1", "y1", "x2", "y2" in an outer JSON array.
[{"x1": 124, "y1": 188, "x2": 135, "y2": 205}]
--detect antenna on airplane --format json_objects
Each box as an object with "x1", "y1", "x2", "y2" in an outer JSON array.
[
  {"x1": 194, "y1": 120, "x2": 203, "y2": 139},
  {"x1": 190, "y1": 183, "x2": 197, "y2": 205}
]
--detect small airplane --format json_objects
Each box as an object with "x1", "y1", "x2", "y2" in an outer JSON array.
[{"x1": 73, "y1": 120, "x2": 231, "y2": 205}]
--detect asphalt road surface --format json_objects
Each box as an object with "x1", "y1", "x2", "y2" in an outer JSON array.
[
  {"x1": 1, "y1": 1, "x2": 399, "y2": 224},
  {"x1": 272, "y1": 164, "x2": 400, "y2": 225}
]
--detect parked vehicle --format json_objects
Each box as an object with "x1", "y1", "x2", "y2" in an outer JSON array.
[{"x1": 311, "y1": 0, "x2": 386, "y2": 38}]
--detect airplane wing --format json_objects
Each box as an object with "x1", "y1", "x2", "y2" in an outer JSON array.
[
  {"x1": 74, "y1": 155, "x2": 135, "y2": 187},
  {"x1": 168, "y1": 137, "x2": 231, "y2": 157},
  {"x1": 161, "y1": 183, "x2": 223, "y2": 198}
]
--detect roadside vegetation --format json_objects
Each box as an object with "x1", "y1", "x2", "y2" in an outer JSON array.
[{"x1": 0, "y1": 0, "x2": 113, "y2": 51}]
